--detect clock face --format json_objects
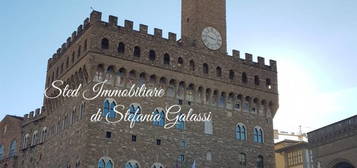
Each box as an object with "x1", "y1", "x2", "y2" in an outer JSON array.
[{"x1": 201, "y1": 27, "x2": 222, "y2": 50}]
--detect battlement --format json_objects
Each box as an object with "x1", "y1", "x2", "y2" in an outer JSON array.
[
  {"x1": 47, "y1": 10, "x2": 277, "y2": 72},
  {"x1": 89, "y1": 10, "x2": 277, "y2": 71},
  {"x1": 47, "y1": 17, "x2": 90, "y2": 68},
  {"x1": 23, "y1": 106, "x2": 45, "y2": 121}
]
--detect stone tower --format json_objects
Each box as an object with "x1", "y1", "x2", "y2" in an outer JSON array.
[{"x1": 181, "y1": 0, "x2": 227, "y2": 53}]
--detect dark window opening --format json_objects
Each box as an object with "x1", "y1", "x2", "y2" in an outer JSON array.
[
  {"x1": 203, "y1": 63, "x2": 209, "y2": 74},
  {"x1": 134, "y1": 46, "x2": 141, "y2": 57},
  {"x1": 132, "y1": 135, "x2": 137, "y2": 142},
  {"x1": 101, "y1": 38, "x2": 109, "y2": 49},
  {"x1": 242, "y1": 72, "x2": 248, "y2": 83},
  {"x1": 106, "y1": 131, "x2": 112, "y2": 138},
  {"x1": 156, "y1": 139, "x2": 161, "y2": 145},
  {"x1": 149, "y1": 50, "x2": 156, "y2": 61},
  {"x1": 164, "y1": 53, "x2": 170, "y2": 65},
  {"x1": 118, "y1": 42, "x2": 125, "y2": 53}
]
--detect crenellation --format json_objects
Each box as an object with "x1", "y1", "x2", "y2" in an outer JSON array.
[
  {"x1": 269, "y1": 60, "x2": 277, "y2": 71},
  {"x1": 244, "y1": 53, "x2": 253, "y2": 62},
  {"x1": 35, "y1": 108, "x2": 40, "y2": 116},
  {"x1": 124, "y1": 20, "x2": 134, "y2": 30},
  {"x1": 154, "y1": 28, "x2": 163, "y2": 38},
  {"x1": 108, "y1": 15, "x2": 118, "y2": 26},
  {"x1": 66, "y1": 37, "x2": 71, "y2": 47},
  {"x1": 61, "y1": 43, "x2": 66, "y2": 52},
  {"x1": 71, "y1": 31, "x2": 77, "y2": 41},
  {"x1": 232, "y1": 50, "x2": 240, "y2": 59},
  {"x1": 258, "y1": 57, "x2": 265, "y2": 66},
  {"x1": 168, "y1": 32, "x2": 177, "y2": 41},
  {"x1": 139, "y1": 24, "x2": 148, "y2": 34},
  {"x1": 77, "y1": 25, "x2": 83, "y2": 33},
  {"x1": 29, "y1": 111, "x2": 34, "y2": 119},
  {"x1": 83, "y1": 18, "x2": 90, "y2": 28},
  {"x1": 90, "y1": 10, "x2": 102, "y2": 23}
]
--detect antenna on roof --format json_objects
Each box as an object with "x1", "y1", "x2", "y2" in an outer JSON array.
[{"x1": 90, "y1": 6, "x2": 95, "y2": 11}]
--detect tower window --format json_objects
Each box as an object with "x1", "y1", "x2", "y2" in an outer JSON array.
[
  {"x1": 77, "y1": 45, "x2": 81, "y2": 58},
  {"x1": 118, "y1": 42, "x2": 125, "y2": 53},
  {"x1": 178, "y1": 57, "x2": 184, "y2": 66},
  {"x1": 149, "y1": 50, "x2": 156, "y2": 61},
  {"x1": 164, "y1": 53, "x2": 170, "y2": 65},
  {"x1": 189, "y1": 60, "x2": 195, "y2": 71},
  {"x1": 266, "y1": 78, "x2": 272, "y2": 89},
  {"x1": 203, "y1": 63, "x2": 209, "y2": 74},
  {"x1": 255, "y1": 75, "x2": 260, "y2": 85},
  {"x1": 229, "y1": 70, "x2": 235, "y2": 80},
  {"x1": 101, "y1": 38, "x2": 109, "y2": 49},
  {"x1": 242, "y1": 72, "x2": 248, "y2": 83},
  {"x1": 216, "y1": 66, "x2": 222, "y2": 77},
  {"x1": 134, "y1": 46, "x2": 141, "y2": 57}
]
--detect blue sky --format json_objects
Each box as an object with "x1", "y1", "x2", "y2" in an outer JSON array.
[{"x1": 0, "y1": 0, "x2": 356, "y2": 134}]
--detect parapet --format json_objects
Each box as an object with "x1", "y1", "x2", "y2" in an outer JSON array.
[
  {"x1": 23, "y1": 106, "x2": 46, "y2": 122},
  {"x1": 227, "y1": 50, "x2": 277, "y2": 71},
  {"x1": 47, "y1": 10, "x2": 277, "y2": 72}
]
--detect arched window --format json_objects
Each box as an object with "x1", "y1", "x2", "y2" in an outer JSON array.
[
  {"x1": 41, "y1": 127, "x2": 48, "y2": 143},
  {"x1": 94, "y1": 65, "x2": 104, "y2": 82},
  {"x1": 98, "y1": 159, "x2": 105, "y2": 168},
  {"x1": 125, "y1": 160, "x2": 140, "y2": 168},
  {"x1": 163, "y1": 53, "x2": 170, "y2": 65},
  {"x1": 84, "y1": 39, "x2": 88, "y2": 51},
  {"x1": 9, "y1": 140, "x2": 16, "y2": 157},
  {"x1": 256, "y1": 155, "x2": 264, "y2": 168},
  {"x1": 254, "y1": 127, "x2": 264, "y2": 143},
  {"x1": 189, "y1": 60, "x2": 195, "y2": 71},
  {"x1": 266, "y1": 78, "x2": 272, "y2": 89},
  {"x1": 153, "y1": 108, "x2": 165, "y2": 127},
  {"x1": 98, "y1": 157, "x2": 114, "y2": 168},
  {"x1": 229, "y1": 70, "x2": 235, "y2": 80},
  {"x1": 77, "y1": 45, "x2": 81, "y2": 58},
  {"x1": 176, "y1": 113, "x2": 185, "y2": 130},
  {"x1": 105, "y1": 160, "x2": 113, "y2": 168},
  {"x1": 149, "y1": 50, "x2": 156, "y2": 61},
  {"x1": 31, "y1": 130, "x2": 38, "y2": 146},
  {"x1": 134, "y1": 46, "x2": 141, "y2": 57},
  {"x1": 116, "y1": 68, "x2": 126, "y2": 87},
  {"x1": 203, "y1": 63, "x2": 209, "y2": 74},
  {"x1": 79, "y1": 102, "x2": 85, "y2": 119},
  {"x1": 239, "y1": 153, "x2": 247, "y2": 166},
  {"x1": 103, "y1": 99, "x2": 116, "y2": 118},
  {"x1": 218, "y1": 92, "x2": 226, "y2": 107},
  {"x1": 254, "y1": 75, "x2": 260, "y2": 85},
  {"x1": 216, "y1": 66, "x2": 222, "y2": 77},
  {"x1": 178, "y1": 57, "x2": 184, "y2": 66},
  {"x1": 103, "y1": 100, "x2": 110, "y2": 117},
  {"x1": 236, "y1": 123, "x2": 246, "y2": 140},
  {"x1": 204, "y1": 120, "x2": 213, "y2": 135},
  {"x1": 128, "y1": 104, "x2": 141, "y2": 122},
  {"x1": 151, "y1": 163, "x2": 164, "y2": 168},
  {"x1": 242, "y1": 72, "x2": 248, "y2": 83},
  {"x1": 101, "y1": 38, "x2": 109, "y2": 49},
  {"x1": 158, "y1": 110, "x2": 165, "y2": 126},
  {"x1": 167, "y1": 79, "x2": 176, "y2": 97},
  {"x1": 23, "y1": 134, "x2": 30, "y2": 149},
  {"x1": 118, "y1": 42, "x2": 125, "y2": 53},
  {"x1": 106, "y1": 66, "x2": 115, "y2": 85},
  {"x1": 0, "y1": 145, "x2": 3, "y2": 160}
]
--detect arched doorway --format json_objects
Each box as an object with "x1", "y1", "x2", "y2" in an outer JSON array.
[{"x1": 333, "y1": 162, "x2": 355, "y2": 168}]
